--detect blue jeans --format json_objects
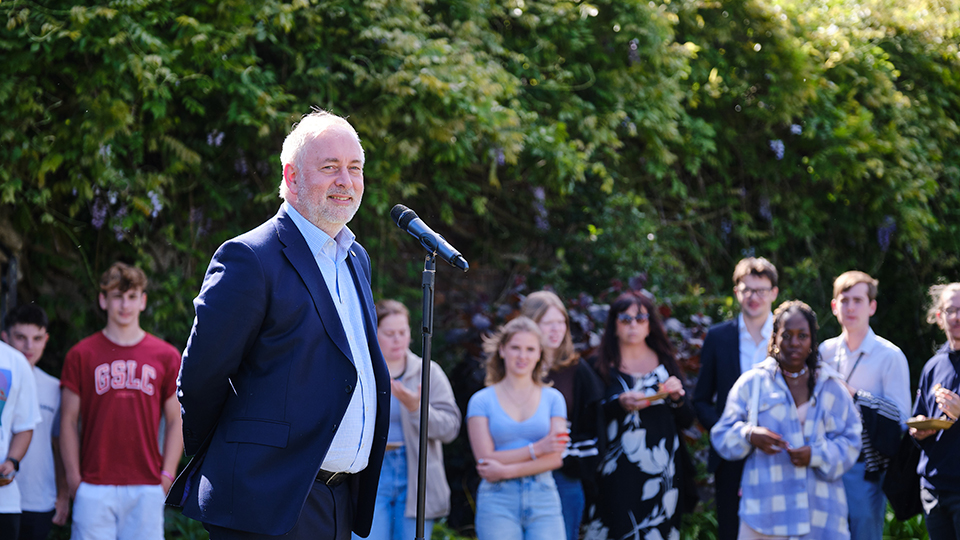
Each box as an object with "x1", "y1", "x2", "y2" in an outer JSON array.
[
  {"x1": 842, "y1": 461, "x2": 886, "y2": 540},
  {"x1": 922, "y1": 487, "x2": 960, "y2": 540},
  {"x1": 475, "y1": 472, "x2": 565, "y2": 540},
  {"x1": 553, "y1": 470, "x2": 584, "y2": 540},
  {"x1": 354, "y1": 447, "x2": 434, "y2": 540}
]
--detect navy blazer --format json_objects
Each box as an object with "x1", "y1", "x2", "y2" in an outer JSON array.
[
  {"x1": 167, "y1": 207, "x2": 390, "y2": 536},
  {"x1": 692, "y1": 318, "x2": 742, "y2": 472}
]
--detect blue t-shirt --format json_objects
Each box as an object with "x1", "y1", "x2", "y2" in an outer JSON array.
[{"x1": 466, "y1": 385, "x2": 566, "y2": 451}]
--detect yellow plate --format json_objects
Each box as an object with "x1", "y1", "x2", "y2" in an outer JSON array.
[{"x1": 906, "y1": 417, "x2": 955, "y2": 430}]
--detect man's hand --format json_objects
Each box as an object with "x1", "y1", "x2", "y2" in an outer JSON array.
[
  {"x1": 52, "y1": 494, "x2": 70, "y2": 525},
  {"x1": 787, "y1": 445, "x2": 812, "y2": 467},
  {"x1": 390, "y1": 379, "x2": 421, "y2": 412},
  {"x1": 748, "y1": 426, "x2": 788, "y2": 454}
]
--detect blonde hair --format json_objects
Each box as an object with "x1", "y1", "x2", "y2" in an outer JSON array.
[
  {"x1": 520, "y1": 291, "x2": 579, "y2": 370},
  {"x1": 482, "y1": 317, "x2": 547, "y2": 386},
  {"x1": 832, "y1": 270, "x2": 878, "y2": 300}
]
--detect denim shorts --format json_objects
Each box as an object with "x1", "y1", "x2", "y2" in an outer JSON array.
[{"x1": 475, "y1": 472, "x2": 565, "y2": 540}]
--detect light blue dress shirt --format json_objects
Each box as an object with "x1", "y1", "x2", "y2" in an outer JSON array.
[
  {"x1": 738, "y1": 312, "x2": 774, "y2": 375},
  {"x1": 285, "y1": 202, "x2": 377, "y2": 473}
]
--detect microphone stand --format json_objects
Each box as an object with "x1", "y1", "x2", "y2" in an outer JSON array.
[{"x1": 415, "y1": 253, "x2": 436, "y2": 540}]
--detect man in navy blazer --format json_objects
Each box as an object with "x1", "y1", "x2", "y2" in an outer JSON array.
[
  {"x1": 168, "y1": 111, "x2": 390, "y2": 540},
  {"x1": 693, "y1": 257, "x2": 778, "y2": 540}
]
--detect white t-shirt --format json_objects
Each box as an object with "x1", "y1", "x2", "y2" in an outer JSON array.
[
  {"x1": 18, "y1": 366, "x2": 61, "y2": 512},
  {"x1": 0, "y1": 341, "x2": 42, "y2": 513}
]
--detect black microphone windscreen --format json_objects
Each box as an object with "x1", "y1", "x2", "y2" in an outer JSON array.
[
  {"x1": 391, "y1": 204, "x2": 419, "y2": 229},
  {"x1": 390, "y1": 204, "x2": 408, "y2": 226}
]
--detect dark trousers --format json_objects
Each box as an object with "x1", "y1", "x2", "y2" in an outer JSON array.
[
  {"x1": 18, "y1": 510, "x2": 55, "y2": 540},
  {"x1": 206, "y1": 480, "x2": 353, "y2": 540},
  {"x1": 0, "y1": 512, "x2": 22, "y2": 539},
  {"x1": 922, "y1": 487, "x2": 960, "y2": 540},
  {"x1": 714, "y1": 459, "x2": 745, "y2": 540}
]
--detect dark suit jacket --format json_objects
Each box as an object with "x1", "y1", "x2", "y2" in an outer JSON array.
[
  {"x1": 167, "y1": 207, "x2": 390, "y2": 536},
  {"x1": 692, "y1": 318, "x2": 743, "y2": 473}
]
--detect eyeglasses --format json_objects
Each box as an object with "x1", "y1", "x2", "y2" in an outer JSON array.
[
  {"x1": 944, "y1": 307, "x2": 960, "y2": 318},
  {"x1": 617, "y1": 313, "x2": 650, "y2": 324},
  {"x1": 736, "y1": 286, "x2": 773, "y2": 298}
]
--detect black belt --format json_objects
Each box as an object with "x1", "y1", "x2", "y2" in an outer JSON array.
[{"x1": 316, "y1": 469, "x2": 352, "y2": 487}]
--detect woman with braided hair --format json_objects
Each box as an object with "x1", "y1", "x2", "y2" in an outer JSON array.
[{"x1": 711, "y1": 300, "x2": 862, "y2": 539}]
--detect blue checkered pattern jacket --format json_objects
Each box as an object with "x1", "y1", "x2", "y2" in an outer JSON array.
[{"x1": 711, "y1": 358, "x2": 862, "y2": 539}]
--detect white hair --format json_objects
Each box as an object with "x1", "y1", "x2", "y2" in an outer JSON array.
[
  {"x1": 278, "y1": 110, "x2": 364, "y2": 200},
  {"x1": 927, "y1": 282, "x2": 960, "y2": 327}
]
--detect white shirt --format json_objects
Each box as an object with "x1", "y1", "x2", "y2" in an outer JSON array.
[
  {"x1": 0, "y1": 341, "x2": 42, "y2": 513},
  {"x1": 819, "y1": 327, "x2": 912, "y2": 423},
  {"x1": 286, "y1": 203, "x2": 377, "y2": 473},
  {"x1": 738, "y1": 312, "x2": 774, "y2": 375},
  {"x1": 18, "y1": 366, "x2": 61, "y2": 512}
]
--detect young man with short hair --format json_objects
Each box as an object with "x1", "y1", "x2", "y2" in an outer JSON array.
[
  {"x1": 1, "y1": 304, "x2": 69, "y2": 540},
  {"x1": 60, "y1": 262, "x2": 183, "y2": 540},
  {"x1": 0, "y1": 317, "x2": 42, "y2": 538},
  {"x1": 819, "y1": 271, "x2": 911, "y2": 540},
  {"x1": 693, "y1": 257, "x2": 779, "y2": 540},
  {"x1": 911, "y1": 283, "x2": 960, "y2": 540}
]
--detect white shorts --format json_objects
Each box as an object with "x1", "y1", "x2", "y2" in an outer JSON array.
[{"x1": 71, "y1": 482, "x2": 164, "y2": 540}]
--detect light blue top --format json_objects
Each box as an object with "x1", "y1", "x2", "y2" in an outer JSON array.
[
  {"x1": 285, "y1": 202, "x2": 377, "y2": 473},
  {"x1": 467, "y1": 386, "x2": 566, "y2": 451}
]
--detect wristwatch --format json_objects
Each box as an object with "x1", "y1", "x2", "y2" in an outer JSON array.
[{"x1": 5, "y1": 457, "x2": 19, "y2": 471}]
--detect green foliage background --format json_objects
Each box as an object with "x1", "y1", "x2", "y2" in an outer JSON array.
[{"x1": 3, "y1": 0, "x2": 960, "y2": 379}]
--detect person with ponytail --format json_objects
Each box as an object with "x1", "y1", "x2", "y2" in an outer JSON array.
[
  {"x1": 520, "y1": 291, "x2": 603, "y2": 540},
  {"x1": 711, "y1": 300, "x2": 862, "y2": 539}
]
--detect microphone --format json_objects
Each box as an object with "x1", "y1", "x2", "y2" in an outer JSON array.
[{"x1": 391, "y1": 204, "x2": 469, "y2": 271}]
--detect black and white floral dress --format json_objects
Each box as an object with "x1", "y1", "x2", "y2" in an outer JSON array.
[{"x1": 583, "y1": 364, "x2": 694, "y2": 540}]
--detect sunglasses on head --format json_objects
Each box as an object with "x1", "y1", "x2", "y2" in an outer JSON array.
[{"x1": 617, "y1": 312, "x2": 650, "y2": 324}]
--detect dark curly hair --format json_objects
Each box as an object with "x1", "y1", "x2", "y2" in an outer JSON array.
[
  {"x1": 595, "y1": 292, "x2": 682, "y2": 384},
  {"x1": 768, "y1": 300, "x2": 820, "y2": 395}
]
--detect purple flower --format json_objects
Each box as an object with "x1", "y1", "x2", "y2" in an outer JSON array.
[
  {"x1": 877, "y1": 216, "x2": 896, "y2": 252},
  {"x1": 759, "y1": 196, "x2": 772, "y2": 221},
  {"x1": 790, "y1": 124, "x2": 803, "y2": 135},
  {"x1": 769, "y1": 139, "x2": 785, "y2": 160},
  {"x1": 234, "y1": 156, "x2": 249, "y2": 175},
  {"x1": 147, "y1": 191, "x2": 162, "y2": 218},
  {"x1": 207, "y1": 130, "x2": 225, "y2": 147},
  {"x1": 91, "y1": 199, "x2": 108, "y2": 229}
]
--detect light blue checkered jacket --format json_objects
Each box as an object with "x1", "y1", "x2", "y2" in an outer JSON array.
[{"x1": 710, "y1": 358, "x2": 862, "y2": 539}]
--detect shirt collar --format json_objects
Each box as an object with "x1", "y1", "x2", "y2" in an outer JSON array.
[
  {"x1": 840, "y1": 326, "x2": 877, "y2": 356},
  {"x1": 738, "y1": 312, "x2": 774, "y2": 340},
  {"x1": 284, "y1": 202, "x2": 355, "y2": 263}
]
